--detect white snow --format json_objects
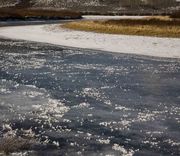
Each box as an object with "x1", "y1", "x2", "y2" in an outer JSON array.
[
  {"x1": 0, "y1": 16, "x2": 180, "y2": 58},
  {"x1": 112, "y1": 144, "x2": 134, "y2": 156},
  {"x1": 82, "y1": 15, "x2": 147, "y2": 20}
]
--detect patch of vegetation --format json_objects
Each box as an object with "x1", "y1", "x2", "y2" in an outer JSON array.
[
  {"x1": 62, "y1": 16, "x2": 180, "y2": 38},
  {"x1": 170, "y1": 11, "x2": 180, "y2": 19},
  {"x1": 0, "y1": 8, "x2": 82, "y2": 20},
  {"x1": 0, "y1": 137, "x2": 34, "y2": 155}
]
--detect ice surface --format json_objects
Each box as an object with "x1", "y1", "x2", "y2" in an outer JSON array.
[{"x1": 0, "y1": 16, "x2": 179, "y2": 58}]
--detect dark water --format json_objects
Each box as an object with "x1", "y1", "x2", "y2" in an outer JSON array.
[{"x1": 0, "y1": 38, "x2": 180, "y2": 156}]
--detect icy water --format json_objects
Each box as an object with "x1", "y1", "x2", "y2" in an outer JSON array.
[{"x1": 0, "y1": 38, "x2": 180, "y2": 156}]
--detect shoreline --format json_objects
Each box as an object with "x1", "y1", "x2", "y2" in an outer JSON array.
[
  {"x1": 0, "y1": 19, "x2": 74, "y2": 27},
  {"x1": 0, "y1": 16, "x2": 180, "y2": 59}
]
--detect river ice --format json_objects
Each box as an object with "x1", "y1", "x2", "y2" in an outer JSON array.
[{"x1": 0, "y1": 38, "x2": 179, "y2": 155}]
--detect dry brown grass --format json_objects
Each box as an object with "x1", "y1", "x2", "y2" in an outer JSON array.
[
  {"x1": 0, "y1": 8, "x2": 81, "y2": 19},
  {"x1": 0, "y1": 137, "x2": 34, "y2": 154},
  {"x1": 62, "y1": 16, "x2": 180, "y2": 38}
]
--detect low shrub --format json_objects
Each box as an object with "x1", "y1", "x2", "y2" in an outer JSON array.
[
  {"x1": 170, "y1": 11, "x2": 180, "y2": 19},
  {"x1": 0, "y1": 137, "x2": 34, "y2": 154}
]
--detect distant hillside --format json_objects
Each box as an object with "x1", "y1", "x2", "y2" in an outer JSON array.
[
  {"x1": 0, "y1": 0, "x2": 179, "y2": 15},
  {"x1": 0, "y1": 0, "x2": 19, "y2": 7},
  {"x1": 0, "y1": 0, "x2": 82, "y2": 20}
]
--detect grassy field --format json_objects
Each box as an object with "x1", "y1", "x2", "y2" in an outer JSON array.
[
  {"x1": 62, "y1": 16, "x2": 180, "y2": 38},
  {"x1": 0, "y1": 8, "x2": 82, "y2": 20}
]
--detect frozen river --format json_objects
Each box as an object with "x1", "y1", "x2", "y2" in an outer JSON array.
[{"x1": 0, "y1": 38, "x2": 180, "y2": 156}]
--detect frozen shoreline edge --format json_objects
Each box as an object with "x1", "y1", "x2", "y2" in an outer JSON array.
[{"x1": 0, "y1": 16, "x2": 180, "y2": 59}]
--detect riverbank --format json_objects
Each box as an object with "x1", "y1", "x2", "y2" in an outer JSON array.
[
  {"x1": 62, "y1": 16, "x2": 180, "y2": 38},
  {"x1": 0, "y1": 16, "x2": 180, "y2": 59}
]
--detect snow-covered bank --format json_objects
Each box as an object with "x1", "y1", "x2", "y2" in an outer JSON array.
[
  {"x1": 0, "y1": 16, "x2": 180, "y2": 58},
  {"x1": 82, "y1": 15, "x2": 147, "y2": 20}
]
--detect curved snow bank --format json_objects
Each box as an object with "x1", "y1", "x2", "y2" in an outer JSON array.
[{"x1": 0, "y1": 20, "x2": 180, "y2": 58}]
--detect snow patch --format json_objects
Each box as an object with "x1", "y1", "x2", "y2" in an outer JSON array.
[{"x1": 112, "y1": 144, "x2": 134, "y2": 156}]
